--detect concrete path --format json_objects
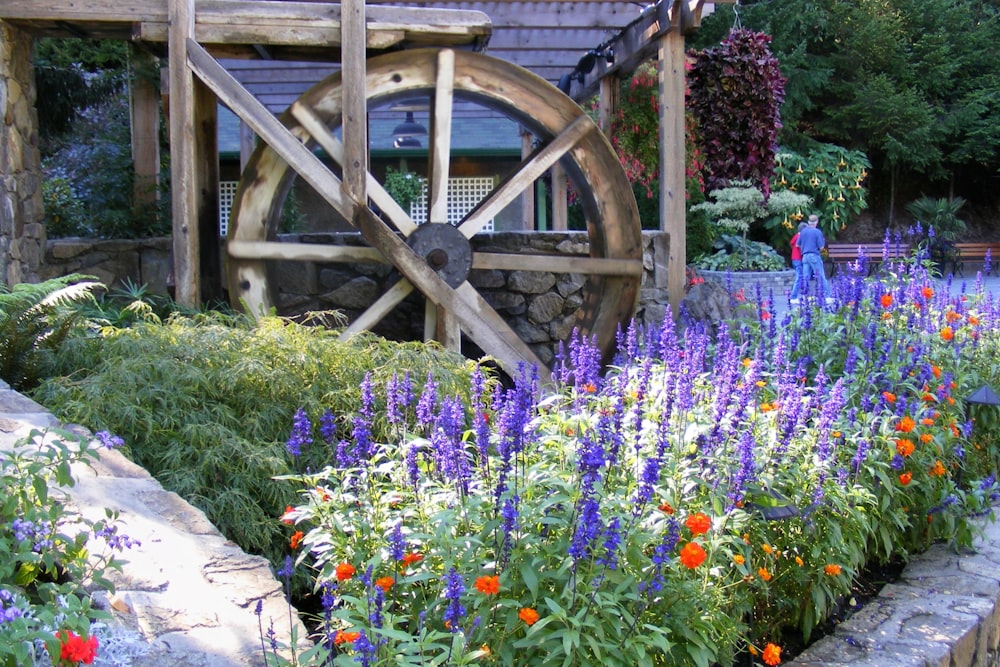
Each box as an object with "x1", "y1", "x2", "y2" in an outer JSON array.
[{"x1": 0, "y1": 382, "x2": 305, "y2": 667}]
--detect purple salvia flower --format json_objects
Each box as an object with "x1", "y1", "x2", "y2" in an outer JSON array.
[
  {"x1": 320, "y1": 409, "x2": 336, "y2": 445},
  {"x1": 597, "y1": 517, "x2": 622, "y2": 570},
  {"x1": 728, "y1": 429, "x2": 756, "y2": 510},
  {"x1": 568, "y1": 497, "x2": 601, "y2": 563},
  {"x1": 442, "y1": 568, "x2": 465, "y2": 632},
  {"x1": 388, "y1": 523, "x2": 406, "y2": 562},
  {"x1": 851, "y1": 438, "x2": 870, "y2": 472},
  {"x1": 95, "y1": 430, "x2": 124, "y2": 449},
  {"x1": 286, "y1": 408, "x2": 312, "y2": 458},
  {"x1": 405, "y1": 441, "x2": 421, "y2": 489},
  {"x1": 353, "y1": 630, "x2": 376, "y2": 667},
  {"x1": 416, "y1": 373, "x2": 438, "y2": 428}
]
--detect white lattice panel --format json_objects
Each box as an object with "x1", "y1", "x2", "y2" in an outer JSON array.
[
  {"x1": 410, "y1": 177, "x2": 496, "y2": 231},
  {"x1": 219, "y1": 181, "x2": 239, "y2": 236}
]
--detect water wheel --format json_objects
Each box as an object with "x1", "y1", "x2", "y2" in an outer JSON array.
[{"x1": 226, "y1": 48, "x2": 642, "y2": 381}]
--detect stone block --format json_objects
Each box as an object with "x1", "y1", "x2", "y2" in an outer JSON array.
[
  {"x1": 508, "y1": 270, "x2": 556, "y2": 294},
  {"x1": 527, "y1": 292, "x2": 564, "y2": 324}
]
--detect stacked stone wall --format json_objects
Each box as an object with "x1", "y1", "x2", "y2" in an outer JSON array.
[
  {"x1": 0, "y1": 22, "x2": 44, "y2": 286},
  {"x1": 44, "y1": 231, "x2": 671, "y2": 363}
]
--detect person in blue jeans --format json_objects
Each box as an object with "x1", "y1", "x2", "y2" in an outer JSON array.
[
  {"x1": 788, "y1": 221, "x2": 807, "y2": 300},
  {"x1": 791, "y1": 214, "x2": 832, "y2": 303}
]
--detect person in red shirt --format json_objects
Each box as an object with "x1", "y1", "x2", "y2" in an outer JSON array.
[{"x1": 788, "y1": 221, "x2": 806, "y2": 301}]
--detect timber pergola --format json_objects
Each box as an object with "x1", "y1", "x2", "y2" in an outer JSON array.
[{"x1": 0, "y1": 0, "x2": 730, "y2": 324}]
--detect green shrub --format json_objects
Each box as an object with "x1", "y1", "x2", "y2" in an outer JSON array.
[
  {"x1": 32, "y1": 313, "x2": 477, "y2": 593},
  {"x1": 691, "y1": 235, "x2": 788, "y2": 272}
]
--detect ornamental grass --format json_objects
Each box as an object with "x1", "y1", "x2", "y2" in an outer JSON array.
[{"x1": 271, "y1": 249, "x2": 1000, "y2": 666}]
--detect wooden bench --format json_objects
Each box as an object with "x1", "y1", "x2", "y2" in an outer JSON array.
[
  {"x1": 824, "y1": 242, "x2": 912, "y2": 276},
  {"x1": 953, "y1": 243, "x2": 1000, "y2": 277}
]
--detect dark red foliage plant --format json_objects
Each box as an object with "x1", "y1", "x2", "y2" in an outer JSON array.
[{"x1": 688, "y1": 29, "x2": 786, "y2": 198}]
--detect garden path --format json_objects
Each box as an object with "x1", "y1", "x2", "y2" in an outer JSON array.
[{"x1": 0, "y1": 384, "x2": 304, "y2": 667}]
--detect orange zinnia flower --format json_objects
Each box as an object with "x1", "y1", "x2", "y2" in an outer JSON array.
[
  {"x1": 899, "y1": 471, "x2": 913, "y2": 486},
  {"x1": 335, "y1": 562, "x2": 356, "y2": 582},
  {"x1": 762, "y1": 642, "x2": 782, "y2": 666},
  {"x1": 940, "y1": 326, "x2": 954, "y2": 341},
  {"x1": 895, "y1": 439, "x2": 914, "y2": 457},
  {"x1": 896, "y1": 416, "x2": 916, "y2": 433},
  {"x1": 290, "y1": 531, "x2": 304, "y2": 549},
  {"x1": 402, "y1": 551, "x2": 424, "y2": 568},
  {"x1": 658, "y1": 501, "x2": 675, "y2": 515},
  {"x1": 919, "y1": 433, "x2": 933, "y2": 444},
  {"x1": 685, "y1": 512, "x2": 712, "y2": 536},
  {"x1": 518, "y1": 607, "x2": 540, "y2": 626},
  {"x1": 758, "y1": 567, "x2": 772, "y2": 581},
  {"x1": 921, "y1": 417, "x2": 935, "y2": 426},
  {"x1": 679, "y1": 542, "x2": 707, "y2": 569},
  {"x1": 761, "y1": 543, "x2": 773, "y2": 555},
  {"x1": 921, "y1": 286, "x2": 934, "y2": 299},
  {"x1": 945, "y1": 310, "x2": 961, "y2": 322},
  {"x1": 334, "y1": 630, "x2": 360, "y2": 645},
  {"x1": 375, "y1": 576, "x2": 394, "y2": 592},
  {"x1": 880, "y1": 294, "x2": 893, "y2": 308},
  {"x1": 969, "y1": 315, "x2": 980, "y2": 326},
  {"x1": 824, "y1": 564, "x2": 842, "y2": 576},
  {"x1": 281, "y1": 506, "x2": 295, "y2": 525},
  {"x1": 733, "y1": 554, "x2": 746, "y2": 565},
  {"x1": 882, "y1": 391, "x2": 896, "y2": 403},
  {"x1": 475, "y1": 575, "x2": 500, "y2": 595},
  {"x1": 929, "y1": 460, "x2": 946, "y2": 476},
  {"x1": 931, "y1": 365, "x2": 942, "y2": 378}
]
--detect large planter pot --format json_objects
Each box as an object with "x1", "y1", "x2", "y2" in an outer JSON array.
[{"x1": 694, "y1": 268, "x2": 797, "y2": 300}]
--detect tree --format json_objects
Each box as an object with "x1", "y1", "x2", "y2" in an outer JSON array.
[{"x1": 692, "y1": 0, "x2": 1000, "y2": 225}]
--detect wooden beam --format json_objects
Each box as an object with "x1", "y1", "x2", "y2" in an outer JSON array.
[
  {"x1": 551, "y1": 161, "x2": 567, "y2": 230},
  {"x1": 168, "y1": 0, "x2": 199, "y2": 306},
  {"x1": 340, "y1": 0, "x2": 367, "y2": 204},
  {"x1": 658, "y1": 2, "x2": 685, "y2": 319},
  {"x1": 520, "y1": 129, "x2": 534, "y2": 230},
  {"x1": 130, "y1": 48, "x2": 160, "y2": 216},
  {"x1": 598, "y1": 73, "x2": 618, "y2": 135},
  {"x1": 195, "y1": 77, "x2": 223, "y2": 301}
]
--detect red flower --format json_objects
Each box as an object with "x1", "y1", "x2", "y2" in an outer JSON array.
[
  {"x1": 685, "y1": 512, "x2": 712, "y2": 536},
  {"x1": 474, "y1": 575, "x2": 500, "y2": 595},
  {"x1": 57, "y1": 630, "x2": 99, "y2": 665},
  {"x1": 281, "y1": 506, "x2": 295, "y2": 525},
  {"x1": 678, "y1": 542, "x2": 706, "y2": 569},
  {"x1": 290, "y1": 531, "x2": 304, "y2": 549},
  {"x1": 940, "y1": 326, "x2": 954, "y2": 341},
  {"x1": 880, "y1": 294, "x2": 893, "y2": 308},
  {"x1": 882, "y1": 391, "x2": 896, "y2": 403},
  {"x1": 518, "y1": 607, "x2": 540, "y2": 626},
  {"x1": 658, "y1": 501, "x2": 675, "y2": 515},
  {"x1": 401, "y1": 551, "x2": 424, "y2": 568},
  {"x1": 334, "y1": 630, "x2": 360, "y2": 645},
  {"x1": 899, "y1": 471, "x2": 913, "y2": 486},
  {"x1": 335, "y1": 562, "x2": 356, "y2": 582},
  {"x1": 895, "y1": 439, "x2": 914, "y2": 457},
  {"x1": 896, "y1": 416, "x2": 916, "y2": 433},
  {"x1": 921, "y1": 286, "x2": 935, "y2": 299},
  {"x1": 824, "y1": 564, "x2": 842, "y2": 576},
  {"x1": 375, "y1": 576, "x2": 394, "y2": 592},
  {"x1": 762, "y1": 642, "x2": 782, "y2": 666}
]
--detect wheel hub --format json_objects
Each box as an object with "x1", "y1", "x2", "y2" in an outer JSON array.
[{"x1": 406, "y1": 223, "x2": 473, "y2": 288}]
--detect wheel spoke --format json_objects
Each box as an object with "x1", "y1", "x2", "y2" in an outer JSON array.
[
  {"x1": 340, "y1": 278, "x2": 415, "y2": 339},
  {"x1": 472, "y1": 252, "x2": 643, "y2": 276},
  {"x1": 291, "y1": 100, "x2": 419, "y2": 236},
  {"x1": 228, "y1": 240, "x2": 387, "y2": 263},
  {"x1": 457, "y1": 114, "x2": 594, "y2": 239},
  {"x1": 428, "y1": 49, "x2": 455, "y2": 224}
]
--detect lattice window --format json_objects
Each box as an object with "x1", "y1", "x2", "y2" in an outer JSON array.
[
  {"x1": 409, "y1": 177, "x2": 496, "y2": 230},
  {"x1": 219, "y1": 180, "x2": 239, "y2": 237}
]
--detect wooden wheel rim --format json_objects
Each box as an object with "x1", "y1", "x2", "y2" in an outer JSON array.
[{"x1": 227, "y1": 48, "x2": 642, "y2": 373}]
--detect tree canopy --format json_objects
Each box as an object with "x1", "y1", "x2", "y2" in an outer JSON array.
[{"x1": 692, "y1": 0, "x2": 1000, "y2": 220}]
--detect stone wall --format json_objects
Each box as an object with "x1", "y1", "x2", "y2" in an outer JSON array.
[
  {"x1": 695, "y1": 268, "x2": 796, "y2": 303},
  {"x1": 0, "y1": 22, "x2": 45, "y2": 286},
  {"x1": 44, "y1": 231, "x2": 671, "y2": 364}
]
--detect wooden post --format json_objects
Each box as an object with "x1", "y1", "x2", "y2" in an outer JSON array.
[
  {"x1": 168, "y1": 0, "x2": 199, "y2": 306},
  {"x1": 659, "y1": 9, "x2": 686, "y2": 319},
  {"x1": 194, "y1": 78, "x2": 222, "y2": 302},
  {"x1": 551, "y1": 162, "x2": 567, "y2": 231},
  {"x1": 341, "y1": 0, "x2": 367, "y2": 205},
  {"x1": 598, "y1": 74, "x2": 619, "y2": 136},
  {"x1": 239, "y1": 121, "x2": 255, "y2": 169},
  {"x1": 130, "y1": 48, "x2": 160, "y2": 218},
  {"x1": 520, "y1": 128, "x2": 534, "y2": 230}
]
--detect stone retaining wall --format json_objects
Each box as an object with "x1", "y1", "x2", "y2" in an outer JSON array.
[
  {"x1": 695, "y1": 268, "x2": 796, "y2": 303},
  {"x1": 43, "y1": 231, "x2": 672, "y2": 365},
  {"x1": 0, "y1": 21, "x2": 45, "y2": 286}
]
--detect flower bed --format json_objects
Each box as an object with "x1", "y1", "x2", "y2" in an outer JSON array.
[{"x1": 272, "y1": 259, "x2": 1000, "y2": 666}]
